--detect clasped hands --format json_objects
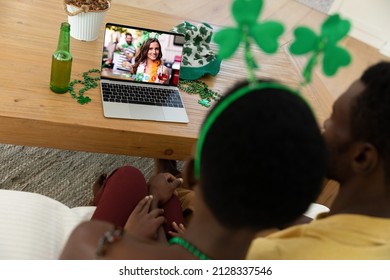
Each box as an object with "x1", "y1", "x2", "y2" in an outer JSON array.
[{"x1": 124, "y1": 173, "x2": 185, "y2": 240}]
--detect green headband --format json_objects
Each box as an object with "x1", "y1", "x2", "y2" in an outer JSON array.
[
  {"x1": 194, "y1": 0, "x2": 352, "y2": 179},
  {"x1": 194, "y1": 82, "x2": 300, "y2": 179}
]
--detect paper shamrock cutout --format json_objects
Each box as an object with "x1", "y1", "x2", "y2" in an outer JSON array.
[
  {"x1": 214, "y1": 0, "x2": 284, "y2": 82},
  {"x1": 290, "y1": 14, "x2": 352, "y2": 84}
]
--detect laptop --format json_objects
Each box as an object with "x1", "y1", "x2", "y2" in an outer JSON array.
[{"x1": 100, "y1": 23, "x2": 189, "y2": 123}]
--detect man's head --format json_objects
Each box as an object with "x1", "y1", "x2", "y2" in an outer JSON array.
[
  {"x1": 125, "y1": 33, "x2": 133, "y2": 45},
  {"x1": 196, "y1": 81, "x2": 326, "y2": 230},
  {"x1": 324, "y1": 61, "x2": 390, "y2": 184}
]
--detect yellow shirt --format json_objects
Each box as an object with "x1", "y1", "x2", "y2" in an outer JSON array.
[{"x1": 247, "y1": 214, "x2": 390, "y2": 259}]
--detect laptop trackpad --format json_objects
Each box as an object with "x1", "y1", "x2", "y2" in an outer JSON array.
[
  {"x1": 103, "y1": 102, "x2": 132, "y2": 119},
  {"x1": 129, "y1": 104, "x2": 165, "y2": 121}
]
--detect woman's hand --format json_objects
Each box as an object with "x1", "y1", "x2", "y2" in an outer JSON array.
[
  {"x1": 148, "y1": 173, "x2": 183, "y2": 205},
  {"x1": 124, "y1": 195, "x2": 165, "y2": 240}
]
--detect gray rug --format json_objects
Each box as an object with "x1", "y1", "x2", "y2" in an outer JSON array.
[{"x1": 0, "y1": 144, "x2": 158, "y2": 208}]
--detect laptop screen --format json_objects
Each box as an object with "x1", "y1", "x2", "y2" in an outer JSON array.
[{"x1": 101, "y1": 23, "x2": 184, "y2": 86}]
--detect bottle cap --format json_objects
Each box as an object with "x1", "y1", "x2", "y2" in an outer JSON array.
[{"x1": 61, "y1": 22, "x2": 71, "y2": 31}]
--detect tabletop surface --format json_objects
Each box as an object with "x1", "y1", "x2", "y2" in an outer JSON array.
[{"x1": 0, "y1": 0, "x2": 332, "y2": 160}]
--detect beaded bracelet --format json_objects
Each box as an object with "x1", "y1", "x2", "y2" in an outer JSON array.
[
  {"x1": 69, "y1": 68, "x2": 101, "y2": 105},
  {"x1": 95, "y1": 226, "x2": 124, "y2": 258}
]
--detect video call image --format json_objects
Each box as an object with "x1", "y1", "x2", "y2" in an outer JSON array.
[{"x1": 101, "y1": 24, "x2": 184, "y2": 86}]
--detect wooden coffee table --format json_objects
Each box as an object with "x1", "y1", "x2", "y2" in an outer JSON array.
[{"x1": 0, "y1": 0, "x2": 332, "y2": 160}]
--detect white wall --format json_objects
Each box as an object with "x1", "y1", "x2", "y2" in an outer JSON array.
[{"x1": 329, "y1": 0, "x2": 390, "y2": 56}]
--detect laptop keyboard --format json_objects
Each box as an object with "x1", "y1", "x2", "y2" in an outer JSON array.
[{"x1": 101, "y1": 83, "x2": 184, "y2": 108}]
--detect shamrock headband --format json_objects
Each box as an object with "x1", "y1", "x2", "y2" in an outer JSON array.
[
  {"x1": 213, "y1": 0, "x2": 352, "y2": 85},
  {"x1": 194, "y1": 82, "x2": 300, "y2": 179},
  {"x1": 194, "y1": 0, "x2": 352, "y2": 180}
]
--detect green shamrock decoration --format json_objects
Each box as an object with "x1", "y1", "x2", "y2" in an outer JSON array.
[
  {"x1": 198, "y1": 99, "x2": 211, "y2": 107},
  {"x1": 214, "y1": 0, "x2": 284, "y2": 83},
  {"x1": 290, "y1": 14, "x2": 352, "y2": 84}
]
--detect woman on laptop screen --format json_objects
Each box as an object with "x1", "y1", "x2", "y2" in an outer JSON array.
[{"x1": 132, "y1": 38, "x2": 170, "y2": 84}]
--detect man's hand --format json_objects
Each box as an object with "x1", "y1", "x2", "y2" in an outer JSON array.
[
  {"x1": 124, "y1": 195, "x2": 165, "y2": 240},
  {"x1": 148, "y1": 173, "x2": 183, "y2": 205}
]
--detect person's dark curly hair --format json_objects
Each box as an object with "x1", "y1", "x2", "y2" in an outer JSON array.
[
  {"x1": 199, "y1": 80, "x2": 327, "y2": 230},
  {"x1": 352, "y1": 61, "x2": 390, "y2": 182}
]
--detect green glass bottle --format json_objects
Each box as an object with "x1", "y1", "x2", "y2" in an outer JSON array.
[{"x1": 50, "y1": 22, "x2": 73, "y2": 93}]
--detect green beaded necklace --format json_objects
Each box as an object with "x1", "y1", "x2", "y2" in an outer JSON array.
[
  {"x1": 68, "y1": 68, "x2": 101, "y2": 105},
  {"x1": 177, "y1": 79, "x2": 221, "y2": 108},
  {"x1": 169, "y1": 237, "x2": 212, "y2": 260}
]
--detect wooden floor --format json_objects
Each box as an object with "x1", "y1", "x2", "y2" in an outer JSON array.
[
  {"x1": 114, "y1": 0, "x2": 390, "y2": 207},
  {"x1": 117, "y1": 0, "x2": 389, "y2": 101}
]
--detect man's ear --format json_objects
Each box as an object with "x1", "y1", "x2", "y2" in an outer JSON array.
[
  {"x1": 183, "y1": 157, "x2": 199, "y2": 189},
  {"x1": 351, "y1": 142, "x2": 378, "y2": 174}
]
